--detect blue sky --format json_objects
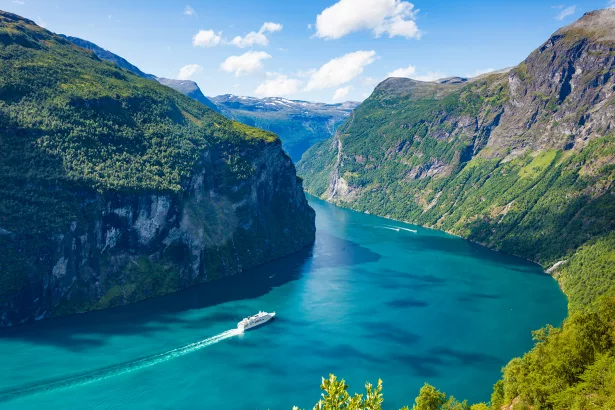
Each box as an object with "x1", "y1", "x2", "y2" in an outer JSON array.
[{"x1": 2, "y1": 0, "x2": 613, "y2": 102}]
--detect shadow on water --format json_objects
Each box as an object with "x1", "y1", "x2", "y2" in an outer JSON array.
[
  {"x1": 392, "y1": 346, "x2": 502, "y2": 378},
  {"x1": 399, "y1": 234, "x2": 544, "y2": 273},
  {"x1": 0, "y1": 233, "x2": 380, "y2": 351}
]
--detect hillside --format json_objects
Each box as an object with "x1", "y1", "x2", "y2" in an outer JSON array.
[
  {"x1": 0, "y1": 10, "x2": 315, "y2": 326},
  {"x1": 212, "y1": 94, "x2": 359, "y2": 161},
  {"x1": 298, "y1": 9, "x2": 615, "y2": 408},
  {"x1": 61, "y1": 35, "x2": 219, "y2": 112}
]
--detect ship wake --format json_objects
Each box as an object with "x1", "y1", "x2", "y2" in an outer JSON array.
[{"x1": 0, "y1": 328, "x2": 241, "y2": 403}]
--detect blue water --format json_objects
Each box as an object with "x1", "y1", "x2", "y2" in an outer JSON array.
[{"x1": 0, "y1": 196, "x2": 567, "y2": 409}]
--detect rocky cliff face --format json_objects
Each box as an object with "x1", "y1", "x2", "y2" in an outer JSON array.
[
  {"x1": 298, "y1": 10, "x2": 615, "y2": 290},
  {"x1": 0, "y1": 11, "x2": 315, "y2": 326},
  {"x1": 2, "y1": 139, "x2": 314, "y2": 327}
]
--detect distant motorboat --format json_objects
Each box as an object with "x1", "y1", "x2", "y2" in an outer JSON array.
[{"x1": 237, "y1": 311, "x2": 276, "y2": 332}]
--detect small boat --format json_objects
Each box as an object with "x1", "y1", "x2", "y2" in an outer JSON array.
[{"x1": 237, "y1": 311, "x2": 276, "y2": 332}]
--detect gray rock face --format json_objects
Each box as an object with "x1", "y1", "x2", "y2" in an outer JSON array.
[{"x1": 1, "y1": 141, "x2": 315, "y2": 327}]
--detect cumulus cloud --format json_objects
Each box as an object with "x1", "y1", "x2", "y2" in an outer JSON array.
[
  {"x1": 177, "y1": 64, "x2": 203, "y2": 80},
  {"x1": 230, "y1": 22, "x2": 283, "y2": 48},
  {"x1": 315, "y1": 0, "x2": 421, "y2": 40},
  {"x1": 184, "y1": 5, "x2": 196, "y2": 16},
  {"x1": 332, "y1": 86, "x2": 352, "y2": 102},
  {"x1": 193, "y1": 30, "x2": 223, "y2": 47},
  {"x1": 412, "y1": 71, "x2": 447, "y2": 82},
  {"x1": 387, "y1": 64, "x2": 417, "y2": 78},
  {"x1": 220, "y1": 51, "x2": 272, "y2": 76},
  {"x1": 554, "y1": 5, "x2": 576, "y2": 20},
  {"x1": 305, "y1": 50, "x2": 377, "y2": 90},
  {"x1": 254, "y1": 72, "x2": 303, "y2": 97}
]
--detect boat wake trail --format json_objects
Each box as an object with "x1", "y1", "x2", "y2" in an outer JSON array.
[{"x1": 0, "y1": 328, "x2": 241, "y2": 403}]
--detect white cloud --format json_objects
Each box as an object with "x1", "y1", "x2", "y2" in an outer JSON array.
[
  {"x1": 315, "y1": 0, "x2": 421, "y2": 40},
  {"x1": 255, "y1": 72, "x2": 303, "y2": 97},
  {"x1": 261, "y1": 22, "x2": 283, "y2": 33},
  {"x1": 184, "y1": 6, "x2": 196, "y2": 16},
  {"x1": 305, "y1": 50, "x2": 377, "y2": 90},
  {"x1": 230, "y1": 22, "x2": 283, "y2": 48},
  {"x1": 555, "y1": 5, "x2": 576, "y2": 20},
  {"x1": 178, "y1": 64, "x2": 203, "y2": 80},
  {"x1": 12, "y1": 0, "x2": 25, "y2": 4},
  {"x1": 333, "y1": 86, "x2": 351, "y2": 102},
  {"x1": 308, "y1": 23, "x2": 313, "y2": 29},
  {"x1": 193, "y1": 30, "x2": 223, "y2": 47},
  {"x1": 387, "y1": 64, "x2": 417, "y2": 78},
  {"x1": 467, "y1": 68, "x2": 495, "y2": 78},
  {"x1": 412, "y1": 71, "x2": 447, "y2": 82},
  {"x1": 610, "y1": 0, "x2": 615, "y2": 8},
  {"x1": 220, "y1": 51, "x2": 272, "y2": 76}
]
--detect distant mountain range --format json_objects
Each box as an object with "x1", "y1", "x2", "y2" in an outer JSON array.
[
  {"x1": 212, "y1": 95, "x2": 359, "y2": 161},
  {"x1": 61, "y1": 35, "x2": 219, "y2": 112},
  {"x1": 61, "y1": 35, "x2": 358, "y2": 161}
]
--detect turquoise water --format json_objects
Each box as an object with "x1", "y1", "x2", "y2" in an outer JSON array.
[{"x1": 0, "y1": 196, "x2": 567, "y2": 409}]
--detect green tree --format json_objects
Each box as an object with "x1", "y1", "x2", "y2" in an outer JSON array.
[
  {"x1": 412, "y1": 384, "x2": 446, "y2": 410},
  {"x1": 294, "y1": 374, "x2": 405, "y2": 410}
]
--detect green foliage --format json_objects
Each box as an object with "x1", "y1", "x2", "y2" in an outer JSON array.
[
  {"x1": 293, "y1": 374, "x2": 392, "y2": 410},
  {"x1": 558, "y1": 232, "x2": 615, "y2": 312},
  {"x1": 412, "y1": 384, "x2": 446, "y2": 410},
  {"x1": 412, "y1": 384, "x2": 469, "y2": 410},
  {"x1": 495, "y1": 291, "x2": 615, "y2": 409},
  {"x1": 0, "y1": 11, "x2": 274, "y2": 195},
  {"x1": 0, "y1": 11, "x2": 282, "y2": 305}
]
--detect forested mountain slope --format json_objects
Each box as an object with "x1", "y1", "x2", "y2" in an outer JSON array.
[
  {"x1": 0, "y1": 11, "x2": 315, "y2": 326},
  {"x1": 61, "y1": 35, "x2": 220, "y2": 112},
  {"x1": 212, "y1": 95, "x2": 359, "y2": 161},
  {"x1": 299, "y1": 9, "x2": 615, "y2": 310},
  {"x1": 298, "y1": 9, "x2": 615, "y2": 409}
]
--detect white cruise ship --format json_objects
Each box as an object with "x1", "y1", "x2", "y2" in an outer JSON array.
[{"x1": 237, "y1": 311, "x2": 276, "y2": 332}]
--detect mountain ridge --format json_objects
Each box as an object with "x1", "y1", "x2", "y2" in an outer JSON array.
[
  {"x1": 0, "y1": 10, "x2": 315, "y2": 326},
  {"x1": 212, "y1": 94, "x2": 359, "y2": 161},
  {"x1": 298, "y1": 8, "x2": 615, "y2": 305},
  {"x1": 61, "y1": 34, "x2": 219, "y2": 112},
  {"x1": 298, "y1": 9, "x2": 615, "y2": 408}
]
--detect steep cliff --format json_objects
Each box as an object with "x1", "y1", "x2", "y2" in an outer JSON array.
[
  {"x1": 298, "y1": 10, "x2": 615, "y2": 308},
  {"x1": 0, "y1": 11, "x2": 315, "y2": 326}
]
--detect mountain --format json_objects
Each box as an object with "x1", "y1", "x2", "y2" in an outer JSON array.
[
  {"x1": 0, "y1": 11, "x2": 315, "y2": 326},
  {"x1": 298, "y1": 9, "x2": 615, "y2": 408},
  {"x1": 58, "y1": 36, "x2": 356, "y2": 161},
  {"x1": 157, "y1": 78, "x2": 219, "y2": 112},
  {"x1": 212, "y1": 95, "x2": 359, "y2": 161},
  {"x1": 61, "y1": 34, "x2": 219, "y2": 112}
]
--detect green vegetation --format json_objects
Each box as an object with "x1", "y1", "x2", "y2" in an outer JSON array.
[
  {"x1": 490, "y1": 290, "x2": 615, "y2": 409},
  {"x1": 298, "y1": 11, "x2": 615, "y2": 408},
  {"x1": 294, "y1": 375, "x2": 488, "y2": 410},
  {"x1": 0, "y1": 11, "x2": 296, "y2": 313},
  {"x1": 0, "y1": 11, "x2": 276, "y2": 233},
  {"x1": 300, "y1": 289, "x2": 615, "y2": 409}
]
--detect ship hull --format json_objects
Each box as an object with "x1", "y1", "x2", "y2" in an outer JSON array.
[{"x1": 238, "y1": 312, "x2": 275, "y2": 332}]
